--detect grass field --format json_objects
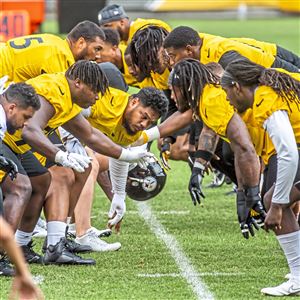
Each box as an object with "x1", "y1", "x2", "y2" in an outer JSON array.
[{"x1": 1, "y1": 17, "x2": 299, "y2": 300}]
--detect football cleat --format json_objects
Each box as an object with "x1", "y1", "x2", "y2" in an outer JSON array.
[
  {"x1": 261, "y1": 280, "x2": 300, "y2": 296},
  {"x1": 21, "y1": 240, "x2": 43, "y2": 264},
  {"x1": 75, "y1": 229, "x2": 120, "y2": 252},
  {"x1": 43, "y1": 238, "x2": 95, "y2": 265},
  {"x1": 0, "y1": 255, "x2": 14, "y2": 276}
]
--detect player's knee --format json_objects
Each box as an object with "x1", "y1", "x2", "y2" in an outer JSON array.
[{"x1": 53, "y1": 167, "x2": 75, "y2": 186}]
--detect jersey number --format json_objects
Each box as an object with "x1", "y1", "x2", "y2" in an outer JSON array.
[{"x1": 9, "y1": 37, "x2": 44, "y2": 49}]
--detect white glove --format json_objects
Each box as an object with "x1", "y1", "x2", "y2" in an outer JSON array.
[
  {"x1": 118, "y1": 147, "x2": 152, "y2": 163},
  {"x1": 65, "y1": 136, "x2": 87, "y2": 156},
  {"x1": 54, "y1": 150, "x2": 92, "y2": 173},
  {"x1": 138, "y1": 153, "x2": 155, "y2": 169},
  {"x1": 108, "y1": 197, "x2": 126, "y2": 226}
]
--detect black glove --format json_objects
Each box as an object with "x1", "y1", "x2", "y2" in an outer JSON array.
[
  {"x1": 0, "y1": 156, "x2": 18, "y2": 180},
  {"x1": 160, "y1": 140, "x2": 171, "y2": 170},
  {"x1": 244, "y1": 185, "x2": 260, "y2": 208},
  {"x1": 236, "y1": 190, "x2": 266, "y2": 239},
  {"x1": 188, "y1": 162, "x2": 205, "y2": 206}
]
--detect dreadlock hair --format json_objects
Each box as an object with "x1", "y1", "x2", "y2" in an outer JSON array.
[
  {"x1": 102, "y1": 28, "x2": 120, "y2": 46},
  {"x1": 163, "y1": 26, "x2": 201, "y2": 49},
  {"x1": 132, "y1": 87, "x2": 169, "y2": 118},
  {"x1": 4, "y1": 83, "x2": 40, "y2": 110},
  {"x1": 130, "y1": 25, "x2": 169, "y2": 77},
  {"x1": 171, "y1": 58, "x2": 219, "y2": 114},
  {"x1": 67, "y1": 20, "x2": 105, "y2": 43},
  {"x1": 221, "y1": 58, "x2": 300, "y2": 107},
  {"x1": 66, "y1": 60, "x2": 109, "y2": 96}
]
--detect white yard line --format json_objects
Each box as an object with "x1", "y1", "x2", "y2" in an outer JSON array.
[
  {"x1": 136, "y1": 202, "x2": 214, "y2": 300},
  {"x1": 137, "y1": 272, "x2": 244, "y2": 278},
  {"x1": 91, "y1": 210, "x2": 190, "y2": 218}
]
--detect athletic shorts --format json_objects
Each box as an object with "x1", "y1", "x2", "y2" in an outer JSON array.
[{"x1": 0, "y1": 143, "x2": 48, "y2": 183}]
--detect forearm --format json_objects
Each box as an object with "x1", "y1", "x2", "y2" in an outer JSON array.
[
  {"x1": 81, "y1": 127, "x2": 122, "y2": 159},
  {"x1": 158, "y1": 109, "x2": 193, "y2": 138},
  {"x1": 22, "y1": 126, "x2": 59, "y2": 160},
  {"x1": 196, "y1": 125, "x2": 219, "y2": 165},
  {"x1": 0, "y1": 217, "x2": 30, "y2": 277}
]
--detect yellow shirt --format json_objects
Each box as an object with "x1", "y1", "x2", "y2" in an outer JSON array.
[
  {"x1": 138, "y1": 69, "x2": 170, "y2": 90},
  {"x1": 252, "y1": 85, "x2": 300, "y2": 145},
  {"x1": 4, "y1": 73, "x2": 82, "y2": 153},
  {"x1": 127, "y1": 18, "x2": 171, "y2": 44},
  {"x1": 198, "y1": 84, "x2": 276, "y2": 164},
  {"x1": 232, "y1": 37, "x2": 277, "y2": 56},
  {"x1": 198, "y1": 84, "x2": 234, "y2": 142},
  {"x1": 199, "y1": 32, "x2": 277, "y2": 59},
  {"x1": 1, "y1": 34, "x2": 74, "y2": 82},
  {"x1": 240, "y1": 109, "x2": 275, "y2": 165},
  {"x1": 119, "y1": 44, "x2": 139, "y2": 87},
  {"x1": 87, "y1": 87, "x2": 142, "y2": 146},
  {"x1": 199, "y1": 35, "x2": 275, "y2": 67}
]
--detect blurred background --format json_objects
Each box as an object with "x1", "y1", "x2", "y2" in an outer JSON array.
[{"x1": 0, "y1": 0, "x2": 299, "y2": 39}]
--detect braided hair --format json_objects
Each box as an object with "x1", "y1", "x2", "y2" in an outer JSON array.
[
  {"x1": 171, "y1": 58, "x2": 219, "y2": 114},
  {"x1": 65, "y1": 60, "x2": 109, "y2": 96},
  {"x1": 221, "y1": 58, "x2": 300, "y2": 109},
  {"x1": 130, "y1": 25, "x2": 169, "y2": 77}
]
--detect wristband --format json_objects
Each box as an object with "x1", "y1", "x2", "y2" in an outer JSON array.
[{"x1": 194, "y1": 150, "x2": 213, "y2": 162}]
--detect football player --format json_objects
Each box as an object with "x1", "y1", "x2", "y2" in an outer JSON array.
[
  {"x1": 6, "y1": 61, "x2": 151, "y2": 265},
  {"x1": 0, "y1": 80, "x2": 40, "y2": 276},
  {"x1": 98, "y1": 4, "x2": 171, "y2": 45},
  {"x1": 0, "y1": 20, "x2": 106, "y2": 264},
  {"x1": 163, "y1": 26, "x2": 300, "y2": 73},
  {"x1": 221, "y1": 59, "x2": 300, "y2": 296}
]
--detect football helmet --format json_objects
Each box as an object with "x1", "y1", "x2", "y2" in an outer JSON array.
[{"x1": 126, "y1": 155, "x2": 167, "y2": 201}]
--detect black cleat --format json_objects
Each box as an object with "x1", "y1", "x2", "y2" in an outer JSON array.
[
  {"x1": 43, "y1": 238, "x2": 95, "y2": 265},
  {"x1": 0, "y1": 255, "x2": 15, "y2": 276},
  {"x1": 21, "y1": 240, "x2": 43, "y2": 264},
  {"x1": 42, "y1": 234, "x2": 92, "y2": 254},
  {"x1": 65, "y1": 233, "x2": 92, "y2": 253}
]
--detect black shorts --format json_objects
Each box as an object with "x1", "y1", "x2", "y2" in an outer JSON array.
[
  {"x1": 2, "y1": 143, "x2": 48, "y2": 177},
  {"x1": 261, "y1": 149, "x2": 300, "y2": 198}
]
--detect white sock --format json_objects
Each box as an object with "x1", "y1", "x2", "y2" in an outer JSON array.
[
  {"x1": 277, "y1": 230, "x2": 300, "y2": 284},
  {"x1": 47, "y1": 221, "x2": 66, "y2": 247},
  {"x1": 68, "y1": 223, "x2": 76, "y2": 232},
  {"x1": 15, "y1": 230, "x2": 33, "y2": 246}
]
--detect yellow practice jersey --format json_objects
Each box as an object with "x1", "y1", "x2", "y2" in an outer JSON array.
[
  {"x1": 240, "y1": 109, "x2": 276, "y2": 165},
  {"x1": 119, "y1": 44, "x2": 139, "y2": 87},
  {"x1": 1, "y1": 34, "x2": 74, "y2": 82},
  {"x1": 138, "y1": 68, "x2": 170, "y2": 90},
  {"x1": 198, "y1": 84, "x2": 234, "y2": 142},
  {"x1": 198, "y1": 84, "x2": 275, "y2": 163},
  {"x1": 199, "y1": 35, "x2": 275, "y2": 67},
  {"x1": 199, "y1": 33, "x2": 277, "y2": 58},
  {"x1": 127, "y1": 18, "x2": 171, "y2": 44},
  {"x1": 87, "y1": 87, "x2": 142, "y2": 146},
  {"x1": 232, "y1": 38, "x2": 277, "y2": 56},
  {"x1": 4, "y1": 73, "x2": 82, "y2": 153},
  {"x1": 252, "y1": 85, "x2": 300, "y2": 145}
]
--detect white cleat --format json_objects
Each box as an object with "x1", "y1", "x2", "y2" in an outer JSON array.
[
  {"x1": 32, "y1": 218, "x2": 47, "y2": 238},
  {"x1": 90, "y1": 227, "x2": 112, "y2": 238},
  {"x1": 285, "y1": 273, "x2": 292, "y2": 280},
  {"x1": 75, "y1": 229, "x2": 121, "y2": 252},
  {"x1": 261, "y1": 280, "x2": 300, "y2": 296}
]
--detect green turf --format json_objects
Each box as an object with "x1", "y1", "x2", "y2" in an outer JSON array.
[
  {"x1": 0, "y1": 154, "x2": 292, "y2": 300},
  {"x1": 1, "y1": 17, "x2": 298, "y2": 300}
]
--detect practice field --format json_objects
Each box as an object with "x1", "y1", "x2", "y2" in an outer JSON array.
[{"x1": 1, "y1": 17, "x2": 299, "y2": 300}]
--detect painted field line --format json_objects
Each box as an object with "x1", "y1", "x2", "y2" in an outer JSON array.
[
  {"x1": 91, "y1": 210, "x2": 190, "y2": 218},
  {"x1": 136, "y1": 202, "x2": 214, "y2": 300},
  {"x1": 138, "y1": 272, "x2": 244, "y2": 278}
]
